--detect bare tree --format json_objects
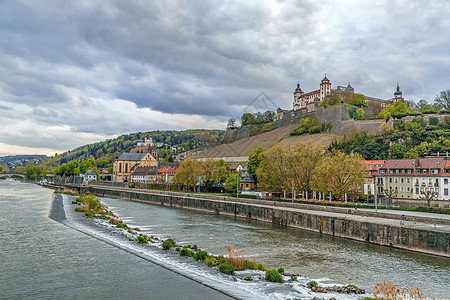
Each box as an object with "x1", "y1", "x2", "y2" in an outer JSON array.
[
  {"x1": 434, "y1": 89, "x2": 450, "y2": 110},
  {"x1": 226, "y1": 118, "x2": 238, "y2": 130},
  {"x1": 383, "y1": 188, "x2": 398, "y2": 206},
  {"x1": 419, "y1": 190, "x2": 438, "y2": 207}
]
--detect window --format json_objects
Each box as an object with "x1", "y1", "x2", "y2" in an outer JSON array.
[
  {"x1": 445, "y1": 188, "x2": 449, "y2": 196},
  {"x1": 394, "y1": 178, "x2": 398, "y2": 183},
  {"x1": 400, "y1": 186, "x2": 404, "y2": 192},
  {"x1": 389, "y1": 178, "x2": 392, "y2": 183},
  {"x1": 445, "y1": 169, "x2": 450, "y2": 174},
  {"x1": 401, "y1": 169, "x2": 405, "y2": 174},
  {"x1": 407, "y1": 178, "x2": 410, "y2": 184},
  {"x1": 407, "y1": 187, "x2": 410, "y2": 192},
  {"x1": 390, "y1": 170, "x2": 393, "y2": 174},
  {"x1": 423, "y1": 169, "x2": 427, "y2": 174},
  {"x1": 445, "y1": 179, "x2": 448, "y2": 184},
  {"x1": 431, "y1": 169, "x2": 438, "y2": 174},
  {"x1": 415, "y1": 187, "x2": 419, "y2": 194},
  {"x1": 407, "y1": 169, "x2": 412, "y2": 174},
  {"x1": 401, "y1": 178, "x2": 404, "y2": 183},
  {"x1": 119, "y1": 163, "x2": 122, "y2": 173},
  {"x1": 395, "y1": 169, "x2": 399, "y2": 174}
]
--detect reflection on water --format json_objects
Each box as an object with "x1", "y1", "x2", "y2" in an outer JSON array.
[{"x1": 101, "y1": 196, "x2": 450, "y2": 297}]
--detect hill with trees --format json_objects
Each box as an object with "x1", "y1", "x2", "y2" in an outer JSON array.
[{"x1": 40, "y1": 129, "x2": 224, "y2": 173}]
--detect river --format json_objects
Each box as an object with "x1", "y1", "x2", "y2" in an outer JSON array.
[{"x1": 1, "y1": 180, "x2": 449, "y2": 299}]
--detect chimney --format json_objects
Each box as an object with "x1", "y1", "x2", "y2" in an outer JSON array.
[{"x1": 415, "y1": 158, "x2": 420, "y2": 167}]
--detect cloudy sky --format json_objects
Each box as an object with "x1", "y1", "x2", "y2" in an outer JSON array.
[{"x1": 1, "y1": 0, "x2": 449, "y2": 156}]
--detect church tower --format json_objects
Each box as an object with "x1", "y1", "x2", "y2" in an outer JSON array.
[
  {"x1": 393, "y1": 81, "x2": 404, "y2": 103},
  {"x1": 293, "y1": 82, "x2": 304, "y2": 110},
  {"x1": 319, "y1": 74, "x2": 331, "y2": 100}
]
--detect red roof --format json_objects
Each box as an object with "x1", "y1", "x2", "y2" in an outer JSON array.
[{"x1": 374, "y1": 158, "x2": 446, "y2": 177}]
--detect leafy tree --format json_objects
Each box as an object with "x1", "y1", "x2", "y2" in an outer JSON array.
[
  {"x1": 311, "y1": 151, "x2": 367, "y2": 201},
  {"x1": 356, "y1": 108, "x2": 365, "y2": 120},
  {"x1": 25, "y1": 163, "x2": 45, "y2": 180},
  {"x1": 241, "y1": 113, "x2": 256, "y2": 126},
  {"x1": 378, "y1": 101, "x2": 410, "y2": 120},
  {"x1": 201, "y1": 159, "x2": 229, "y2": 191},
  {"x1": 80, "y1": 157, "x2": 97, "y2": 174},
  {"x1": 349, "y1": 93, "x2": 368, "y2": 107},
  {"x1": 287, "y1": 143, "x2": 323, "y2": 193},
  {"x1": 0, "y1": 165, "x2": 7, "y2": 173},
  {"x1": 174, "y1": 158, "x2": 201, "y2": 191},
  {"x1": 248, "y1": 146, "x2": 264, "y2": 181},
  {"x1": 434, "y1": 89, "x2": 450, "y2": 110},
  {"x1": 224, "y1": 172, "x2": 240, "y2": 193},
  {"x1": 256, "y1": 144, "x2": 291, "y2": 193},
  {"x1": 428, "y1": 117, "x2": 439, "y2": 126}
]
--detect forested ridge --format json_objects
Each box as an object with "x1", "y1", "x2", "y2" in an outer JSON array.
[
  {"x1": 40, "y1": 129, "x2": 224, "y2": 171},
  {"x1": 329, "y1": 115, "x2": 450, "y2": 159}
]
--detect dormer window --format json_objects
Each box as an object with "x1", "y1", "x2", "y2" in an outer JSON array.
[
  {"x1": 401, "y1": 169, "x2": 405, "y2": 174},
  {"x1": 423, "y1": 169, "x2": 427, "y2": 174},
  {"x1": 395, "y1": 169, "x2": 399, "y2": 174},
  {"x1": 445, "y1": 169, "x2": 450, "y2": 174}
]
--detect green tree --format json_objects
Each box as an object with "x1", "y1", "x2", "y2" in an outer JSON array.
[
  {"x1": 349, "y1": 93, "x2": 368, "y2": 107},
  {"x1": 80, "y1": 157, "x2": 97, "y2": 174},
  {"x1": 256, "y1": 144, "x2": 291, "y2": 193},
  {"x1": 224, "y1": 173, "x2": 240, "y2": 193},
  {"x1": 287, "y1": 143, "x2": 323, "y2": 193},
  {"x1": 247, "y1": 147, "x2": 264, "y2": 181},
  {"x1": 378, "y1": 101, "x2": 410, "y2": 120},
  {"x1": 311, "y1": 151, "x2": 367, "y2": 201},
  {"x1": 174, "y1": 158, "x2": 201, "y2": 191},
  {"x1": 356, "y1": 108, "x2": 365, "y2": 120},
  {"x1": 25, "y1": 163, "x2": 45, "y2": 180},
  {"x1": 241, "y1": 113, "x2": 256, "y2": 126}
]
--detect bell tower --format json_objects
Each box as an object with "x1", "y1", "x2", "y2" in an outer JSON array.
[{"x1": 319, "y1": 74, "x2": 331, "y2": 100}]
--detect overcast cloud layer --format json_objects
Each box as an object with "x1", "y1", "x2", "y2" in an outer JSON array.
[{"x1": 1, "y1": 0, "x2": 449, "y2": 155}]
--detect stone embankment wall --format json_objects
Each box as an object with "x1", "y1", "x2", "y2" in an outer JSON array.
[{"x1": 88, "y1": 186, "x2": 449, "y2": 257}]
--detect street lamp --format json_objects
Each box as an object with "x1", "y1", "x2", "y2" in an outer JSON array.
[{"x1": 288, "y1": 178, "x2": 294, "y2": 203}]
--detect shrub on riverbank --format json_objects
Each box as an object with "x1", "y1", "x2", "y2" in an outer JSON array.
[
  {"x1": 180, "y1": 248, "x2": 195, "y2": 257},
  {"x1": 265, "y1": 269, "x2": 284, "y2": 283},
  {"x1": 194, "y1": 250, "x2": 208, "y2": 261},
  {"x1": 218, "y1": 263, "x2": 236, "y2": 275},
  {"x1": 162, "y1": 238, "x2": 176, "y2": 250}
]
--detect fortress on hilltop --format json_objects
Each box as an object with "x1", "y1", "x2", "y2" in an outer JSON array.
[{"x1": 277, "y1": 74, "x2": 404, "y2": 120}]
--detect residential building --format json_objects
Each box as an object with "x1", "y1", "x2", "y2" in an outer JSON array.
[
  {"x1": 113, "y1": 152, "x2": 158, "y2": 182},
  {"x1": 229, "y1": 163, "x2": 243, "y2": 173},
  {"x1": 157, "y1": 166, "x2": 178, "y2": 183},
  {"x1": 441, "y1": 161, "x2": 450, "y2": 201},
  {"x1": 130, "y1": 166, "x2": 158, "y2": 183},
  {"x1": 374, "y1": 158, "x2": 446, "y2": 201},
  {"x1": 239, "y1": 167, "x2": 255, "y2": 191}
]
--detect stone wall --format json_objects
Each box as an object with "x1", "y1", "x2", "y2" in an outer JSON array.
[{"x1": 88, "y1": 186, "x2": 449, "y2": 257}]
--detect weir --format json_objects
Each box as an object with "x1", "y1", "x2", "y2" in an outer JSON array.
[{"x1": 81, "y1": 185, "x2": 449, "y2": 257}]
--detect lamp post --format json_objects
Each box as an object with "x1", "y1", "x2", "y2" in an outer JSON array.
[{"x1": 288, "y1": 178, "x2": 294, "y2": 203}]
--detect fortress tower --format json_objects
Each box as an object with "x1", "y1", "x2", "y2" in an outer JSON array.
[
  {"x1": 393, "y1": 82, "x2": 404, "y2": 103},
  {"x1": 319, "y1": 74, "x2": 331, "y2": 100}
]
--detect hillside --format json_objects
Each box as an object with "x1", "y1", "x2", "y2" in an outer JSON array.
[{"x1": 41, "y1": 129, "x2": 224, "y2": 171}]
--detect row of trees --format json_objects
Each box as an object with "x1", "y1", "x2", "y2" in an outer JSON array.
[
  {"x1": 174, "y1": 159, "x2": 239, "y2": 192},
  {"x1": 241, "y1": 111, "x2": 276, "y2": 126},
  {"x1": 290, "y1": 117, "x2": 333, "y2": 135},
  {"x1": 248, "y1": 144, "x2": 366, "y2": 201},
  {"x1": 320, "y1": 93, "x2": 368, "y2": 108}
]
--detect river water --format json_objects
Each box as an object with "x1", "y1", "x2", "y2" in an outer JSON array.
[{"x1": 1, "y1": 180, "x2": 449, "y2": 299}]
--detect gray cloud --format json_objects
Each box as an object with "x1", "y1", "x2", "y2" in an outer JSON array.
[{"x1": 0, "y1": 0, "x2": 449, "y2": 154}]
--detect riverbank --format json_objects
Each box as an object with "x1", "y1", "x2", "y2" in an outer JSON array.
[{"x1": 84, "y1": 185, "x2": 450, "y2": 258}]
